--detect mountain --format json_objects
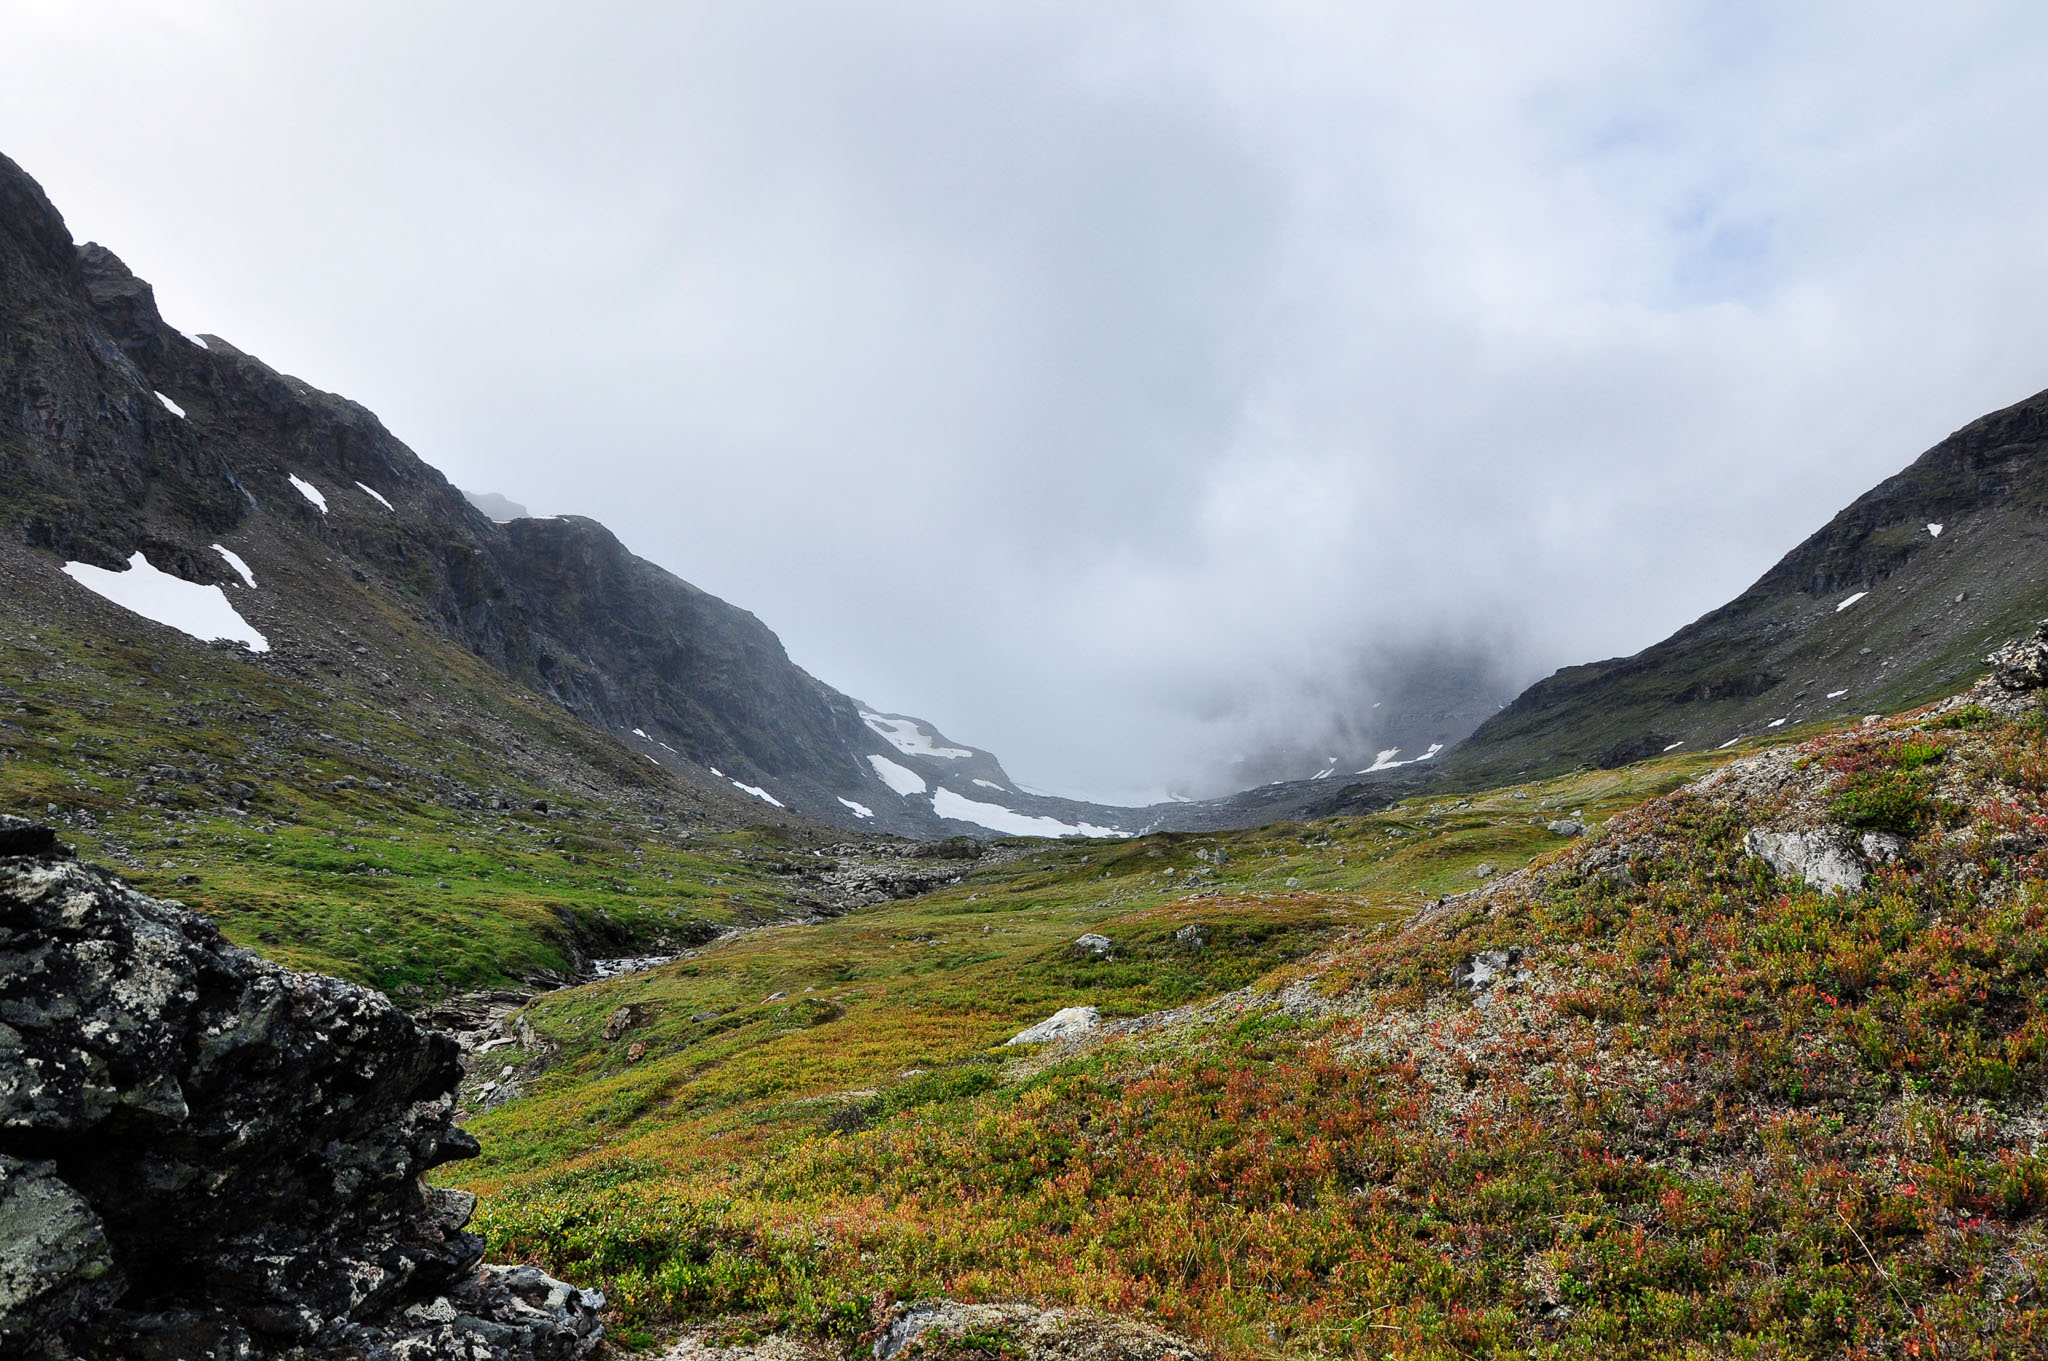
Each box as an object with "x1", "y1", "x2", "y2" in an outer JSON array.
[
  {"x1": 1435, "y1": 384, "x2": 2048, "y2": 786},
  {"x1": 0, "y1": 151, "x2": 1141, "y2": 842}
]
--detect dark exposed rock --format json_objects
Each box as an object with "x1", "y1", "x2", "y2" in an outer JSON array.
[{"x1": 0, "y1": 825, "x2": 602, "y2": 1359}]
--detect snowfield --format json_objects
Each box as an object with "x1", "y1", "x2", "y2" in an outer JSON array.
[
  {"x1": 209, "y1": 545, "x2": 256, "y2": 589},
  {"x1": 867, "y1": 754, "x2": 928, "y2": 796},
  {"x1": 155, "y1": 391, "x2": 185, "y2": 419},
  {"x1": 732, "y1": 781, "x2": 783, "y2": 807},
  {"x1": 63, "y1": 552, "x2": 269, "y2": 653},
  {"x1": 1836, "y1": 591, "x2": 1867, "y2": 612},
  {"x1": 288, "y1": 475, "x2": 328, "y2": 512},
  {"x1": 837, "y1": 798, "x2": 875, "y2": 819},
  {"x1": 861, "y1": 711, "x2": 972, "y2": 759},
  {"x1": 930, "y1": 787, "x2": 1125, "y2": 839}
]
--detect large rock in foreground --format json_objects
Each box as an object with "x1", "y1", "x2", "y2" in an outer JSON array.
[{"x1": 0, "y1": 816, "x2": 602, "y2": 1360}]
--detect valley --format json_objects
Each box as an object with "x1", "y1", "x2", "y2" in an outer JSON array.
[{"x1": 3, "y1": 143, "x2": 2048, "y2": 1360}]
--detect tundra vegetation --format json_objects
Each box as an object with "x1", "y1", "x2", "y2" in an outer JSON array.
[{"x1": 9, "y1": 588, "x2": 2047, "y2": 1356}]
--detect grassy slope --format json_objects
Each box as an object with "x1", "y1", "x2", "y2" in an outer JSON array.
[
  {"x1": 0, "y1": 585, "x2": 820, "y2": 993},
  {"x1": 447, "y1": 750, "x2": 1776, "y2": 1352}
]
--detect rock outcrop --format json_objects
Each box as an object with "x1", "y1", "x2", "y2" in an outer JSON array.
[{"x1": 0, "y1": 816, "x2": 602, "y2": 1360}]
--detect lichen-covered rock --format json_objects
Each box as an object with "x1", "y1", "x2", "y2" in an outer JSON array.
[
  {"x1": 1006, "y1": 1006, "x2": 1101, "y2": 1046},
  {"x1": 1988, "y1": 620, "x2": 2048, "y2": 691},
  {"x1": 0, "y1": 817, "x2": 602, "y2": 1359},
  {"x1": 1745, "y1": 826, "x2": 1867, "y2": 894}
]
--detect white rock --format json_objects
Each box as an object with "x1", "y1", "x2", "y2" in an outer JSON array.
[
  {"x1": 1745, "y1": 827, "x2": 1865, "y2": 894},
  {"x1": 1005, "y1": 1005, "x2": 1100, "y2": 1046}
]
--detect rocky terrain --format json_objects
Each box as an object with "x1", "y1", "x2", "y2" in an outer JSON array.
[{"x1": 0, "y1": 813, "x2": 604, "y2": 1359}]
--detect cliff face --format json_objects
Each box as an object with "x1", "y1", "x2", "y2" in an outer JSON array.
[{"x1": 0, "y1": 816, "x2": 602, "y2": 1359}]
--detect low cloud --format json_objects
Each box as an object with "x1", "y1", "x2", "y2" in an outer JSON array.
[{"x1": 6, "y1": 3, "x2": 2048, "y2": 801}]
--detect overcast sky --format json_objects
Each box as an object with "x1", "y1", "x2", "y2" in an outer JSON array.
[{"x1": 6, "y1": 3, "x2": 2048, "y2": 801}]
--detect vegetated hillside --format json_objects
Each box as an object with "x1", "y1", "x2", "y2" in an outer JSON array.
[
  {"x1": 0, "y1": 149, "x2": 1143, "y2": 841},
  {"x1": 1438, "y1": 384, "x2": 2048, "y2": 788},
  {"x1": 453, "y1": 654, "x2": 2048, "y2": 1357},
  {"x1": 433, "y1": 648, "x2": 2048, "y2": 1357}
]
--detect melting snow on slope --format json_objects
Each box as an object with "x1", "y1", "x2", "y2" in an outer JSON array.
[
  {"x1": 1719, "y1": 738, "x2": 1740, "y2": 749},
  {"x1": 180, "y1": 330, "x2": 208, "y2": 350},
  {"x1": 63, "y1": 552, "x2": 269, "y2": 652},
  {"x1": 210, "y1": 545, "x2": 256, "y2": 588},
  {"x1": 930, "y1": 787, "x2": 1124, "y2": 839},
  {"x1": 355, "y1": 482, "x2": 394, "y2": 511},
  {"x1": 732, "y1": 781, "x2": 784, "y2": 808},
  {"x1": 155, "y1": 391, "x2": 185, "y2": 419},
  {"x1": 1768, "y1": 718, "x2": 1787, "y2": 727},
  {"x1": 867, "y1": 754, "x2": 928, "y2": 796},
  {"x1": 838, "y1": 797, "x2": 875, "y2": 819},
  {"x1": 288, "y1": 475, "x2": 328, "y2": 512},
  {"x1": 1928, "y1": 523, "x2": 1943, "y2": 538},
  {"x1": 972, "y1": 778, "x2": 1007, "y2": 792},
  {"x1": 861, "y1": 711, "x2": 972, "y2": 759},
  {"x1": 632, "y1": 728, "x2": 649, "y2": 739},
  {"x1": 1359, "y1": 742, "x2": 1444, "y2": 775},
  {"x1": 1663, "y1": 741, "x2": 1685, "y2": 752},
  {"x1": 1827, "y1": 689, "x2": 1848, "y2": 699},
  {"x1": 1836, "y1": 591, "x2": 1867, "y2": 612}
]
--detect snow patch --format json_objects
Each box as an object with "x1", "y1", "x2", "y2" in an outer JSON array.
[
  {"x1": 1768, "y1": 718, "x2": 1787, "y2": 728},
  {"x1": 1927, "y1": 523, "x2": 1943, "y2": 538},
  {"x1": 180, "y1": 330, "x2": 209, "y2": 350},
  {"x1": 1663, "y1": 740, "x2": 1684, "y2": 752},
  {"x1": 209, "y1": 545, "x2": 256, "y2": 588},
  {"x1": 709, "y1": 767, "x2": 723, "y2": 777},
  {"x1": 154, "y1": 391, "x2": 185, "y2": 419},
  {"x1": 63, "y1": 552, "x2": 269, "y2": 653},
  {"x1": 838, "y1": 797, "x2": 875, "y2": 819},
  {"x1": 732, "y1": 781, "x2": 783, "y2": 808},
  {"x1": 861, "y1": 711, "x2": 971, "y2": 759},
  {"x1": 867, "y1": 754, "x2": 927, "y2": 796},
  {"x1": 632, "y1": 728, "x2": 649, "y2": 739},
  {"x1": 354, "y1": 481, "x2": 394, "y2": 511},
  {"x1": 1826, "y1": 689, "x2": 1848, "y2": 700},
  {"x1": 971, "y1": 778, "x2": 1007, "y2": 792},
  {"x1": 931, "y1": 787, "x2": 1125, "y2": 839},
  {"x1": 288, "y1": 475, "x2": 328, "y2": 512},
  {"x1": 1718, "y1": 738, "x2": 1740, "y2": 749},
  {"x1": 1835, "y1": 591, "x2": 1867, "y2": 612},
  {"x1": 1359, "y1": 742, "x2": 1444, "y2": 775}
]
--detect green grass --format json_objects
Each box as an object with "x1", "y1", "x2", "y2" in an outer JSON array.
[
  {"x1": 0, "y1": 598, "x2": 811, "y2": 993},
  {"x1": 449, "y1": 702, "x2": 2048, "y2": 1358}
]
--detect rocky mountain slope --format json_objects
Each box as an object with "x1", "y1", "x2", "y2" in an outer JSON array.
[
  {"x1": 0, "y1": 150, "x2": 1141, "y2": 842},
  {"x1": 1433, "y1": 383, "x2": 2048, "y2": 786},
  {"x1": 0, "y1": 814, "x2": 604, "y2": 1359}
]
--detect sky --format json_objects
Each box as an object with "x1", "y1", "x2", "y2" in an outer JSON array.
[{"x1": 5, "y1": 2, "x2": 2048, "y2": 802}]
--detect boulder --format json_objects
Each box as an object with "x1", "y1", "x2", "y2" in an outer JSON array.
[
  {"x1": 1745, "y1": 827, "x2": 1866, "y2": 894},
  {"x1": 1173, "y1": 924, "x2": 1210, "y2": 948},
  {"x1": 0, "y1": 822, "x2": 603, "y2": 1359},
  {"x1": 1005, "y1": 1007, "x2": 1101, "y2": 1046},
  {"x1": 1988, "y1": 620, "x2": 2048, "y2": 690},
  {"x1": 1547, "y1": 820, "x2": 1584, "y2": 837},
  {"x1": 1069, "y1": 933, "x2": 1113, "y2": 960},
  {"x1": 1453, "y1": 948, "x2": 1525, "y2": 996},
  {"x1": 1472, "y1": 862, "x2": 1497, "y2": 880}
]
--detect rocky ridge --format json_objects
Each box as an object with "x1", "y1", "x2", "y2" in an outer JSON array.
[{"x1": 0, "y1": 814, "x2": 602, "y2": 1359}]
